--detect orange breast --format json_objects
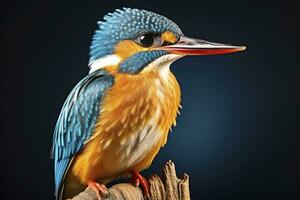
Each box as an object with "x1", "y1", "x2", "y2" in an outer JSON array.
[{"x1": 69, "y1": 69, "x2": 181, "y2": 185}]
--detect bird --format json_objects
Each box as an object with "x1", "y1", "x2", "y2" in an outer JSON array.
[{"x1": 51, "y1": 7, "x2": 245, "y2": 200}]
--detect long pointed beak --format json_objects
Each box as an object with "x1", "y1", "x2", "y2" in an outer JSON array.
[{"x1": 159, "y1": 36, "x2": 246, "y2": 56}]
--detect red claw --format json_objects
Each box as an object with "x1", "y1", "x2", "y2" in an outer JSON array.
[
  {"x1": 130, "y1": 169, "x2": 150, "y2": 197},
  {"x1": 87, "y1": 181, "x2": 108, "y2": 200}
]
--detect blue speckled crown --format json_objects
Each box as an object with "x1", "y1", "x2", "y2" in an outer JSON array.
[{"x1": 89, "y1": 8, "x2": 183, "y2": 64}]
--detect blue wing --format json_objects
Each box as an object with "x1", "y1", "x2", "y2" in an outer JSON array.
[{"x1": 51, "y1": 70, "x2": 114, "y2": 197}]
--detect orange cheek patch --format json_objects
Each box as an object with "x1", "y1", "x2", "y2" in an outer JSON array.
[
  {"x1": 161, "y1": 31, "x2": 178, "y2": 44},
  {"x1": 114, "y1": 40, "x2": 148, "y2": 59}
]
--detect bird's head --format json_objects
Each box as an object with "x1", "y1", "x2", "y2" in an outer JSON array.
[{"x1": 89, "y1": 8, "x2": 245, "y2": 74}]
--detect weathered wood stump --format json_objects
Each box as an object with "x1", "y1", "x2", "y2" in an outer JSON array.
[{"x1": 69, "y1": 160, "x2": 190, "y2": 200}]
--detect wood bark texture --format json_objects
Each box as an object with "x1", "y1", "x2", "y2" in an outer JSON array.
[{"x1": 68, "y1": 160, "x2": 190, "y2": 200}]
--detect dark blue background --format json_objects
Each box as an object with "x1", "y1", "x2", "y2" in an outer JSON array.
[{"x1": 2, "y1": 0, "x2": 299, "y2": 199}]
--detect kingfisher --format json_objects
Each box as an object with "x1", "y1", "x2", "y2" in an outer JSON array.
[{"x1": 51, "y1": 8, "x2": 245, "y2": 200}]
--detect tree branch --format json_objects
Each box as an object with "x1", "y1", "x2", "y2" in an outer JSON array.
[{"x1": 68, "y1": 160, "x2": 190, "y2": 200}]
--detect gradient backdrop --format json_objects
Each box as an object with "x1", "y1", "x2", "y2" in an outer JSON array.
[{"x1": 1, "y1": 0, "x2": 299, "y2": 199}]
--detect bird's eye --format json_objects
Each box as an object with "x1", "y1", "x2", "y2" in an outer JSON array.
[{"x1": 137, "y1": 34, "x2": 154, "y2": 47}]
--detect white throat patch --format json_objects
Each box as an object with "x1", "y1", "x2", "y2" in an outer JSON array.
[{"x1": 143, "y1": 54, "x2": 183, "y2": 80}]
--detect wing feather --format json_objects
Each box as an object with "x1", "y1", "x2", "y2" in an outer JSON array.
[{"x1": 51, "y1": 70, "x2": 114, "y2": 197}]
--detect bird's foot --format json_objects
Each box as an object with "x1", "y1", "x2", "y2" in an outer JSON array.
[
  {"x1": 130, "y1": 169, "x2": 150, "y2": 197},
  {"x1": 87, "y1": 181, "x2": 108, "y2": 200}
]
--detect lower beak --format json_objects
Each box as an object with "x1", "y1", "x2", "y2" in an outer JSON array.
[{"x1": 159, "y1": 36, "x2": 246, "y2": 55}]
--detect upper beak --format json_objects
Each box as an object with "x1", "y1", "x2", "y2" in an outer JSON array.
[{"x1": 159, "y1": 36, "x2": 246, "y2": 55}]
